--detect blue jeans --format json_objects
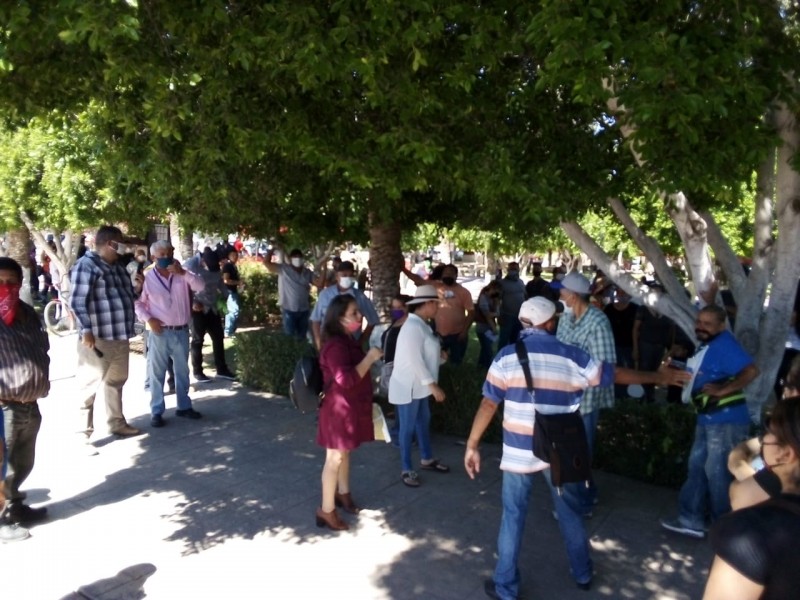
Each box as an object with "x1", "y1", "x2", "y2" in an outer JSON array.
[
  {"x1": 396, "y1": 397, "x2": 433, "y2": 472},
  {"x1": 498, "y1": 315, "x2": 522, "y2": 350},
  {"x1": 224, "y1": 292, "x2": 241, "y2": 336},
  {"x1": 440, "y1": 334, "x2": 468, "y2": 366},
  {"x1": 148, "y1": 328, "x2": 193, "y2": 417},
  {"x1": 282, "y1": 309, "x2": 310, "y2": 340},
  {"x1": 477, "y1": 328, "x2": 495, "y2": 368},
  {"x1": 677, "y1": 421, "x2": 750, "y2": 528},
  {"x1": 493, "y1": 471, "x2": 592, "y2": 599}
]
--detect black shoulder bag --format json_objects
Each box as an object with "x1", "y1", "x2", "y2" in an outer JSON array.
[{"x1": 515, "y1": 340, "x2": 592, "y2": 494}]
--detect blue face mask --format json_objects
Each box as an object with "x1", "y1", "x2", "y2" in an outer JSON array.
[
  {"x1": 390, "y1": 309, "x2": 405, "y2": 321},
  {"x1": 156, "y1": 257, "x2": 173, "y2": 270}
]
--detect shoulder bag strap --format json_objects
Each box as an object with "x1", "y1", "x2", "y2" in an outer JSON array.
[{"x1": 515, "y1": 339, "x2": 533, "y2": 393}]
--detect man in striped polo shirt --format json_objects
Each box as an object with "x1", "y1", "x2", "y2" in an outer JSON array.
[
  {"x1": 0, "y1": 257, "x2": 50, "y2": 542},
  {"x1": 465, "y1": 297, "x2": 688, "y2": 600}
]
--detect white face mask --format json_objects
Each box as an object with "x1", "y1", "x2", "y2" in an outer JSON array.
[
  {"x1": 562, "y1": 304, "x2": 574, "y2": 316},
  {"x1": 290, "y1": 257, "x2": 304, "y2": 268},
  {"x1": 338, "y1": 276, "x2": 354, "y2": 289}
]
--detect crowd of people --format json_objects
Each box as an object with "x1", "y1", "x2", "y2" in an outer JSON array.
[{"x1": 2, "y1": 233, "x2": 800, "y2": 599}]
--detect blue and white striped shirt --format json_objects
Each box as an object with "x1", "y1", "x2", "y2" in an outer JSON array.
[{"x1": 483, "y1": 328, "x2": 614, "y2": 473}]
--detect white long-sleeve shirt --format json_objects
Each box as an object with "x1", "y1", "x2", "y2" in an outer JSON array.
[{"x1": 388, "y1": 312, "x2": 441, "y2": 405}]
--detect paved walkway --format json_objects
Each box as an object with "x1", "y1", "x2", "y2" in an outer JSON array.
[{"x1": 4, "y1": 334, "x2": 712, "y2": 600}]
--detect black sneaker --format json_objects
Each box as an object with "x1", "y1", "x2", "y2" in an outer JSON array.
[
  {"x1": 8, "y1": 503, "x2": 48, "y2": 525},
  {"x1": 216, "y1": 370, "x2": 237, "y2": 381},
  {"x1": 150, "y1": 414, "x2": 166, "y2": 428},
  {"x1": 176, "y1": 408, "x2": 203, "y2": 420},
  {"x1": 193, "y1": 372, "x2": 212, "y2": 383}
]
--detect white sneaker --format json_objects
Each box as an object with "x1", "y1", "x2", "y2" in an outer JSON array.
[{"x1": 0, "y1": 522, "x2": 30, "y2": 543}]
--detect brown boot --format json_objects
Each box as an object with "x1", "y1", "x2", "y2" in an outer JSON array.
[
  {"x1": 315, "y1": 507, "x2": 349, "y2": 531},
  {"x1": 334, "y1": 492, "x2": 361, "y2": 514}
]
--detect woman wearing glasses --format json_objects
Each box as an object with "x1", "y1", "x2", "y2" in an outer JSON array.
[{"x1": 703, "y1": 375, "x2": 800, "y2": 599}]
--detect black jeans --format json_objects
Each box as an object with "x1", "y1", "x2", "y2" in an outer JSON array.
[
  {"x1": 2, "y1": 401, "x2": 42, "y2": 506},
  {"x1": 190, "y1": 310, "x2": 228, "y2": 375}
]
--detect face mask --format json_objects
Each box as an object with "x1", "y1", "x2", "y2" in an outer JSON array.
[
  {"x1": 562, "y1": 304, "x2": 574, "y2": 316},
  {"x1": 156, "y1": 257, "x2": 173, "y2": 270},
  {"x1": 343, "y1": 318, "x2": 362, "y2": 333},
  {"x1": 291, "y1": 257, "x2": 304, "y2": 268},
  {"x1": 136, "y1": 256, "x2": 146, "y2": 263},
  {"x1": 338, "y1": 276, "x2": 354, "y2": 289},
  {"x1": 390, "y1": 309, "x2": 405, "y2": 321},
  {"x1": 441, "y1": 276, "x2": 456, "y2": 286},
  {"x1": 555, "y1": 273, "x2": 565, "y2": 281},
  {"x1": 0, "y1": 282, "x2": 21, "y2": 326},
  {"x1": 507, "y1": 270, "x2": 519, "y2": 280}
]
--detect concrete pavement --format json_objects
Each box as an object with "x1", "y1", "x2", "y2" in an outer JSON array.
[{"x1": 2, "y1": 333, "x2": 713, "y2": 599}]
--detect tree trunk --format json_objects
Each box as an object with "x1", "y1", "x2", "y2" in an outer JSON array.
[
  {"x1": 5, "y1": 227, "x2": 33, "y2": 306},
  {"x1": 745, "y1": 101, "x2": 800, "y2": 418},
  {"x1": 170, "y1": 214, "x2": 194, "y2": 262},
  {"x1": 367, "y1": 214, "x2": 402, "y2": 319}
]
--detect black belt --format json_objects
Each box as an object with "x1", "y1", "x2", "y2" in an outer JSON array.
[{"x1": 161, "y1": 325, "x2": 188, "y2": 330}]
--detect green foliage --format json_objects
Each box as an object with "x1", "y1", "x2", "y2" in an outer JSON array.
[
  {"x1": 238, "y1": 260, "x2": 280, "y2": 326},
  {"x1": 431, "y1": 362, "x2": 502, "y2": 443},
  {"x1": 236, "y1": 329, "x2": 313, "y2": 396},
  {"x1": 594, "y1": 400, "x2": 697, "y2": 488}
]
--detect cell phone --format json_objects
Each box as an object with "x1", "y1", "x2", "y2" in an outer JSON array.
[{"x1": 669, "y1": 359, "x2": 687, "y2": 370}]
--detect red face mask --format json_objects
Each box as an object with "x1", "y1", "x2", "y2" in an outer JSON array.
[{"x1": 0, "y1": 282, "x2": 21, "y2": 325}]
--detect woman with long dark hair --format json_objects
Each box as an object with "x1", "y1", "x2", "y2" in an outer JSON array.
[
  {"x1": 315, "y1": 295, "x2": 383, "y2": 531},
  {"x1": 704, "y1": 390, "x2": 800, "y2": 599}
]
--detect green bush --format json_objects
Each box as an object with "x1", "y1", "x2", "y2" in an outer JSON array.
[
  {"x1": 236, "y1": 329, "x2": 313, "y2": 396},
  {"x1": 595, "y1": 399, "x2": 697, "y2": 488},
  {"x1": 238, "y1": 260, "x2": 280, "y2": 326},
  {"x1": 432, "y1": 362, "x2": 503, "y2": 443}
]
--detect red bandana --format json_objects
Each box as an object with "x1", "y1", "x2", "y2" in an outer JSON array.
[{"x1": 0, "y1": 283, "x2": 21, "y2": 325}]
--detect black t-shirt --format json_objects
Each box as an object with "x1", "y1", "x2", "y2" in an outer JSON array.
[
  {"x1": 635, "y1": 306, "x2": 673, "y2": 347},
  {"x1": 525, "y1": 277, "x2": 549, "y2": 299},
  {"x1": 709, "y1": 494, "x2": 800, "y2": 600},
  {"x1": 604, "y1": 302, "x2": 638, "y2": 348},
  {"x1": 381, "y1": 325, "x2": 402, "y2": 363},
  {"x1": 222, "y1": 262, "x2": 240, "y2": 293}
]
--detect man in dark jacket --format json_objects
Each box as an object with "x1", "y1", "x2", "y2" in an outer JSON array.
[{"x1": 0, "y1": 257, "x2": 50, "y2": 542}]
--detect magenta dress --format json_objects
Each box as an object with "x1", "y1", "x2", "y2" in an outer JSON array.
[{"x1": 316, "y1": 335, "x2": 375, "y2": 450}]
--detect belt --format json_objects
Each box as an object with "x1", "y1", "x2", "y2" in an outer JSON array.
[{"x1": 161, "y1": 325, "x2": 188, "y2": 330}]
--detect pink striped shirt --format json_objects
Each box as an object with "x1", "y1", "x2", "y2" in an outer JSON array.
[{"x1": 135, "y1": 266, "x2": 205, "y2": 327}]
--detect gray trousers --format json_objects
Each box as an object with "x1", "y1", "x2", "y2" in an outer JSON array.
[{"x1": 2, "y1": 401, "x2": 42, "y2": 507}]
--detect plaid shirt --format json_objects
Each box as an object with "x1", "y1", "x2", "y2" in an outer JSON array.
[
  {"x1": 69, "y1": 251, "x2": 136, "y2": 340},
  {"x1": 557, "y1": 305, "x2": 616, "y2": 413}
]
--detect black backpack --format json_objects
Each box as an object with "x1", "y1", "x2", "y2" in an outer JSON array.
[{"x1": 289, "y1": 355, "x2": 324, "y2": 413}]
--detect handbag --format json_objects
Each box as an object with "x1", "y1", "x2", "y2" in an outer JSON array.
[
  {"x1": 515, "y1": 340, "x2": 593, "y2": 493},
  {"x1": 372, "y1": 403, "x2": 392, "y2": 443}
]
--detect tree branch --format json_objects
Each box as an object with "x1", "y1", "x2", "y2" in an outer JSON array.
[
  {"x1": 699, "y1": 209, "x2": 746, "y2": 299},
  {"x1": 561, "y1": 220, "x2": 696, "y2": 338}
]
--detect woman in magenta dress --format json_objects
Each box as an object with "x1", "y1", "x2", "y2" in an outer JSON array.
[{"x1": 315, "y1": 295, "x2": 383, "y2": 531}]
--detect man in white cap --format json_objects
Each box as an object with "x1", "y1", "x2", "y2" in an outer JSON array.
[
  {"x1": 464, "y1": 297, "x2": 689, "y2": 599},
  {"x1": 556, "y1": 270, "x2": 616, "y2": 514}
]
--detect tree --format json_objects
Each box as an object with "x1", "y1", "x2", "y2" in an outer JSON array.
[{"x1": 530, "y1": 0, "x2": 800, "y2": 414}]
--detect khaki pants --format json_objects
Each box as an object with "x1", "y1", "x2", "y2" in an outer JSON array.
[{"x1": 76, "y1": 338, "x2": 130, "y2": 435}]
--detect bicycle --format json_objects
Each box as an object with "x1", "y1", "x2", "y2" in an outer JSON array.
[{"x1": 43, "y1": 290, "x2": 78, "y2": 336}]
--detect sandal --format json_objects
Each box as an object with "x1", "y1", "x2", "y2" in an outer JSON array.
[
  {"x1": 401, "y1": 471, "x2": 421, "y2": 487},
  {"x1": 420, "y1": 459, "x2": 450, "y2": 473}
]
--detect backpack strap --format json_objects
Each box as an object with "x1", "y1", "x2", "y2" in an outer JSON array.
[{"x1": 515, "y1": 339, "x2": 533, "y2": 393}]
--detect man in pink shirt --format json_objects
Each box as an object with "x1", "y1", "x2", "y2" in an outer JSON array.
[{"x1": 135, "y1": 241, "x2": 205, "y2": 428}]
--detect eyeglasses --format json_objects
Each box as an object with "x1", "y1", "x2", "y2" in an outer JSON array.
[{"x1": 758, "y1": 431, "x2": 780, "y2": 447}]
